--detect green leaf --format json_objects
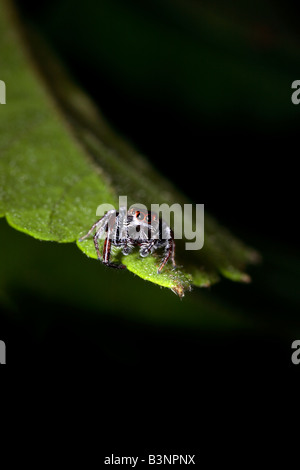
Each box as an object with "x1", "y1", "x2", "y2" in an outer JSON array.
[{"x1": 0, "y1": 0, "x2": 258, "y2": 297}]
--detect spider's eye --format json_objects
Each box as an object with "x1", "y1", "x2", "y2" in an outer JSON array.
[
  {"x1": 146, "y1": 215, "x2": 151, "y2": 222},
  {"x1": 136, "y1": 211, "x2": 142, "y2": 219}
]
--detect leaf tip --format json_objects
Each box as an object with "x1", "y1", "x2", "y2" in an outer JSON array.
[{"x1": 171, "y1": 278, "x2": 192, "y2": 298}]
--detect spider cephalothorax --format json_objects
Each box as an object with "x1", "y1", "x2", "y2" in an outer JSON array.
[{"x1": 79, "y1": 206, "x2": 176, "y2": 273}]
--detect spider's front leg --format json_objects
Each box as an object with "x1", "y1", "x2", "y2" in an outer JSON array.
[
  {"x1": 79, "y1": 210, "x2": 115, "y2": 243},
  {"x1": 93, "y1": 231, "x2": 103, "y2": 261},
  {"x1": 80, "y1": 211, "x2": 126, "y2": 270},
  {"x1": 99, "y1": 230, "x2": 126, "y2": 270}
]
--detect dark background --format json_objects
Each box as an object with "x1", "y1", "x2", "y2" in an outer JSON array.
[{"x1": 1, "y1": 0, "x2": 299, "y2": 384}]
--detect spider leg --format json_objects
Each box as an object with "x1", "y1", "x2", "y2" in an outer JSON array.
[
  {"x1": 93, "y1": 232, "x2": 102, "y2": 261},
  {"x1": 170, "y1": 234, "x2": 176, "y2": 269},
  {"x1": 81, "y1": 211, "x2": 126, "y2": 269},
  {"x1": 122, "y1": 242, "x2": 134, "y2": 256},
  {"x1": 103, "y1": 237, "x2": 111, "y2": 264},
  {"x1": 78, "y1": 221, "x2": 101, "y2": 242},
  {"x1": 157, "y1": 237, "x2": 176, "y2": 274},
  {"x1": 78, "y1": 211, "x2": 112, "y2": 242},
  {"x1": 139, "y1": 239, "x2": 156, "y2": 257},
  {"x1": 102, "y1": 237, "x2": 126, "y2": 269}
]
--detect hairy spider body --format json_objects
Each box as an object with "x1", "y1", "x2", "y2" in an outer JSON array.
[{"x1": 79, "y1": 206, "x2": 176, "y2": 274}]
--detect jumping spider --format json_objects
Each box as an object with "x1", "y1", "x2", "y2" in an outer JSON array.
[{"x1": 79, "y1": 206, "x2": 176, "y2": 274}]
